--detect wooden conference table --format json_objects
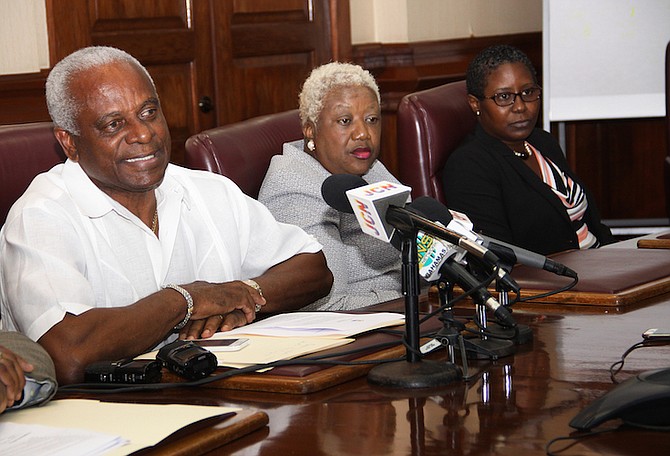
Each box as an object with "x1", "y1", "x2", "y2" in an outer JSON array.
[{"x1": 57, "y1": 286, "x2": 670, "y2": 456}]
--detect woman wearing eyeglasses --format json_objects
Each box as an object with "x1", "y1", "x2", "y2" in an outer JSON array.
[{"x1": 442, "y1": 44, "x2": 614, "y2": 255}]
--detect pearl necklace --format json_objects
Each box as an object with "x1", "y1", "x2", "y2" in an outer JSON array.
[
  {"x1": 151, "y1": 209, "x2": 159, "y2": 235},
  {"x1": 513, "y1": 141, "x2": 533, "y2": 160}
]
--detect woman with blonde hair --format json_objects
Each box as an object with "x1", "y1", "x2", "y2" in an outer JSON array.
[{"x1": 259, "y1": 62, "x2": 402, "y2": 310}]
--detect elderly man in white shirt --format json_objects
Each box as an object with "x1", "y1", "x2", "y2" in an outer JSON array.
[{"x1": 0, "y1": 46, "x2": 333, "y2": 385}]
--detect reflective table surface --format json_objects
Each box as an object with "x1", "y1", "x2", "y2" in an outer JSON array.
[{"x1": 57, "y1": 291, "x2": 670, "y2": 455}]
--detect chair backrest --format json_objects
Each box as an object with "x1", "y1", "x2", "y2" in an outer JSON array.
[
  {"x1": 396, "y1": 80, "x2": 476, "y2": 204},
  {"x1": 665, "y1": 41, "x2": 670, "y2": 218},
  {"x1": 184, "y1": 109, "x2": 303, "y2": 199},
  {"x1": 0, "y1": 122, "x2": 67, "y2": 225}
]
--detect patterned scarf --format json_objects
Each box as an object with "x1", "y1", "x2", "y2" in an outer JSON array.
[{"x1": 529, "y1": 143, "x2": 598, "y2": 249}]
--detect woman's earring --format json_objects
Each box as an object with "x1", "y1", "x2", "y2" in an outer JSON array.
[
  {"x1": 476, "y1": 110, "x2": 481, "y2": 116},
  {"x1": 307, "y1": 139, "x2": 315, "y2": 152}
]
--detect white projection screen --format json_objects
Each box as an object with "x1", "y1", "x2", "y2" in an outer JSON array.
[{"x1": 542, "y1": 0, "x2": 670, "y2": 130}]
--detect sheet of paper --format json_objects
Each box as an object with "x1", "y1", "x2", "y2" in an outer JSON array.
[
  {"x1": 0, "y1": 399, "x2": 240, "y2": 455},
  {"x1": 220, "y1": 311, "x2": 405, "y2": 338},
  {"x1": 0, "y1": 422, "x2": 125, "y2": 456},
  {"x1": 139, "y1": 336, "x2": 354, "y2": 368},
  {"x1": 212, "y1": 336, "x2": 354, "y2": 368}
]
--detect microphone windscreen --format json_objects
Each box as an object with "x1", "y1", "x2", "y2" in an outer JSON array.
[
  {"x1": 407, "y1": 196, "x2": 453, "y2": 226},
  {"x1": 321, "y1": 174, "x2": 367, "y2": 214}
]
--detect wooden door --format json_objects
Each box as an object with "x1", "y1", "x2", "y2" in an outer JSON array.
[
  {"x1": 46, "y1": 0, "x2": 348, "y2": 164},
  {"x1": 47, "y1": 0, "x2": 217, "y2": 164},
  {"x1": 210, "y1": 0, "x2": 339, "y2": 124}
]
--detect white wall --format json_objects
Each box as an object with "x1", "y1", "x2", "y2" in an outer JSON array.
[
  {"x1": 350, "y1": 0, "x2": 542, "y2": 44},
  {"x1": 543, "y1": 0, "x2": 670, "y2": 126},
  {"x1": 0, "y1": 0, "x2": 49, "y2": 75}
]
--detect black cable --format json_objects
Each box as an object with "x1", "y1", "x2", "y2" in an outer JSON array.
[
  {"x1": 609, "y1": 338, "x2": 670, "y2": 383},
  {"x1": 518, "y1": 274, "x2": 579, "y2": 302},
  {"x1": 545, "y1": 427, "x2": 617, "y2": 455}
]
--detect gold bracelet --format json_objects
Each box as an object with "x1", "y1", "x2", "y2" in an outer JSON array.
[{"x1": 164, "y1": 283, "x2": 194, "y2": 330}]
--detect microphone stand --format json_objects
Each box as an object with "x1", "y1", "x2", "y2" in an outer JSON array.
[
  {"x1": 483, "y1": 259, "x2": 533, "y2": 346},
  {"x1": 367, "y1": 232, "x2": 461, "y2": 388},
  {"x1": 486, "y1": 287, "x2": 533, "y2": 345},
  {"x1": 431, "y1": 279, "x2": 471, "y2": 378},
  {"x1": 459, "y1": 263, "x2": 515, "y2": 360}
]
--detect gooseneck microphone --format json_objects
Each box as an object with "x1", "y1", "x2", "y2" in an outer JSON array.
[
  {"x1": 480, "y1": 236, "x2": 578, "y2": 278},
  {"x1": 322, "y1": 174, "x2": 520, "y2": 363},
  {"x1": 408, "y1": 196, "x2": 578, "y2": 279},
  {"x1": 321, "y1": 174, "x2": 510, "y2": 277}
]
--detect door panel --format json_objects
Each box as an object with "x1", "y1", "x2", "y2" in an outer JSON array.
[
  {"x1": 212, "y1": 0, "x2": 332, "y2": 124},
  {"x1": 46, "y1": 0, "x2": 343, "y2": 164},
  {"x1": 48, "y1": 0, "x2": 214, "y2": 164}
]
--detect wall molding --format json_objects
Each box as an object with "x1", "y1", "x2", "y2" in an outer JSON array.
[
  {"x1": 353, "y1": 32, "x2": 542, "y2": 109},
  {"x1": 0, "y1": 70, "x2": 51, "y2": 125}
]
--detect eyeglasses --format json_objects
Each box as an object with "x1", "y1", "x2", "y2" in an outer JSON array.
[{"x1": 482, "y1": 87, "x2": 542, "y2": 107}]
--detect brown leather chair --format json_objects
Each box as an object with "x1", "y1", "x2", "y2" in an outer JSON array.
[
  {"x1": 665, "y1": 41, "x2": 670, "y2": 218},
  {"x1": 184, "y1": 110, "x2": 302, "y2": 199},
  {"x1": 396, "y1": 80, "x2": 476, "y2": 204},
  {"x1": 0, "y1": 122, "x2": 66, "y2": 225}
]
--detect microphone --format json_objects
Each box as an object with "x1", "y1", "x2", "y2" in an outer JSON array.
[
  {"x1": 439, "y1": 260, "x2": 517, "y2": 328},
  {"x1": 321, "y1": 175, "x2": 508, "y2": 272},
  {"x1": 344, "y1": 179, "x2": 412, "y2": 243},
  {"x1": 407, "y1": 196, "x2": 519, "y2": 293},
  {"x1": 479, "y1": 236, "x2": 578, "y2": 278},
  {"x1": 321, "y1": 173, "x2": 364, "y2": 214},
  {"x1": 409, "y1": 196, "x2": 578, "y2": 279},
  {"x1": 320, "y1": 174, "x2": 465, "y2": 281},
  {"x1": 321, "y1": 174, "x2": 408, "y2": 249},
  {"x1": 322, "y1": 175, "x2": 516, "y2": 330},
  {"x1": 416, "y1": 231, "x2": 465, "y2": 282}
]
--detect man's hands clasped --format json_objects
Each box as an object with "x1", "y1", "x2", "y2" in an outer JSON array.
[{"x1": 177, "y1": 280, "x2": 266, "y2": 340}]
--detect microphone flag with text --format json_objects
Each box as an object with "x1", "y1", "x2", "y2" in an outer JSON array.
[
  {"x1": 320, "y1": 174, "x2": 466, "y2": 280},
  {"x1": 344, "y1": 179, "x2": 412, "y2": 243},
  {"x1": 407, "y1": 196, "x2": 578, "y2": 279},
  {"x1": 321, "y1": 174, "x2": 517, "y2": 327},
  {"x1": 321, "y1": 175, "x2": 510, "y2": 277}
]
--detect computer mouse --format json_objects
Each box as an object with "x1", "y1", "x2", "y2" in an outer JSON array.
[{"x1": 570, "y1": 367, "x2": 670, "y2": 431}]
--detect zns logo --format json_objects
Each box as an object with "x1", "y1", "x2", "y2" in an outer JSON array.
[
  {"x1": 416, "y1": 234, "x2": 433, "y2": 258},
  {"x1": 354, "y1": 199, "x2": 380, "y2": 236}
]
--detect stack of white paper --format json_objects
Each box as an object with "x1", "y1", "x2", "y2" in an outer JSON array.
[
  {"x1": 222, "y1": 312, "x2": 405, "y2": 338},
  {"x1": 0, "y1": 422, "x2": 125, "y2": 456}
]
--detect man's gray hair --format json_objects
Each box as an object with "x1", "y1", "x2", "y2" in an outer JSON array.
[
  {"x1": 45, "y1": 46, "x2": 155, "y2": 135},
  {"x1": 299, "y1": 62, "x2": 380, "y2": 127}
]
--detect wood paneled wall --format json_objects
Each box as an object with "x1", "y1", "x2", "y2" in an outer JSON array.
[
  {"x1": 1, "y1": 21, "x2": 666, "y2": 221},
  {"x1": 562, "y1": 119, "x2": 667, "y2": 220}
]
